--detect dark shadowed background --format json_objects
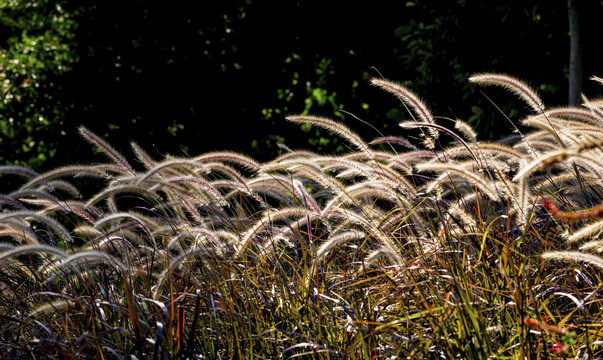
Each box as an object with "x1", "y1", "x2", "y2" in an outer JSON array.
[{"x1": 1, "y1": 0, "x2": 601, "y2": 170}]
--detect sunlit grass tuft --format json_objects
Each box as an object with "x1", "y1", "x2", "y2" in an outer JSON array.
[{"x1": 1, "y1": 74, "x2": 603, "y2": 358}]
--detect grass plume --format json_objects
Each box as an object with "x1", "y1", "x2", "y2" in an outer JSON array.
[
  {"x1": 469, "y1": 73, "x2": 544, "y2": 112},
  {"x1": 1, "y1": 73, "x2": 603, "y2": 358}
]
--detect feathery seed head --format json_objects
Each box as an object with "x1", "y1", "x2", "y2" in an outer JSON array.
[{"x1": 469, "y1": 73, "x2": 544, "y2": 113}]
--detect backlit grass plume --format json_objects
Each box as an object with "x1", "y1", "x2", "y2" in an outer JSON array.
[{"x1": 1, "y1": 74, "x2": 603, "y2": 358}]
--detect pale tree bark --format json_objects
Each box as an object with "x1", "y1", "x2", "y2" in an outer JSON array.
[{"x1": 568, "y1": 0, "x2": 583, "y2": 106}]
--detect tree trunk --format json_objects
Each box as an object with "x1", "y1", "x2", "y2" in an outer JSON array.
[{"x1": 568, "y1": 0, "x2": 582, "y2": 106}]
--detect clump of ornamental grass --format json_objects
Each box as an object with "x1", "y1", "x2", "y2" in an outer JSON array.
[{"x1": 1, "y1": 74, "x2": 603, "y2": 359}]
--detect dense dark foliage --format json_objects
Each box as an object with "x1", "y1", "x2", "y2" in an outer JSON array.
[{"x1": 1, "y1": 1, "x2": 602, "y2": 168}]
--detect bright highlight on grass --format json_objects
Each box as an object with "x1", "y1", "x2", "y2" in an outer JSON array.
[{"x1": 1, "y1": 74, "x2": 603, "y2": 358}]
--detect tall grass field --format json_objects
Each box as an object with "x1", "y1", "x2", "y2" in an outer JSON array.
[{"x1": 2, "y1": 74, "x2": 603, "y2": 359}]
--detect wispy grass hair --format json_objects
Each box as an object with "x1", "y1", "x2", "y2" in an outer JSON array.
[{"x1": 469, "y1": 73, "x2": 544, "y2": 113}]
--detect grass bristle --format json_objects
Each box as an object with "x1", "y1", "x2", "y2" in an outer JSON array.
[
  {"x1": 1, "y1": 73, "x2": 603, "y2": 358},
  {"x1": 469, "y1": 72, "x2": 545, "y2": 113}
]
